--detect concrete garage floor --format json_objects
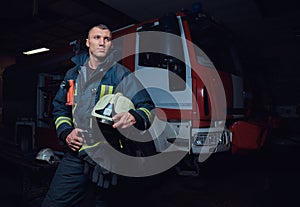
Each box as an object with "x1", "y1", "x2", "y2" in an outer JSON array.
[
  {"x1": 0, "y1": 130, "x2": 299, "y2": 207},
  {"x1": 112, "y1": 144, "x2": 300, "y2": 207}
]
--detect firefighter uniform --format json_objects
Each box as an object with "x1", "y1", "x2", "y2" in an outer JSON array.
[{"x1": 42, "y1": 51, "x2": 154, "y2": 207}]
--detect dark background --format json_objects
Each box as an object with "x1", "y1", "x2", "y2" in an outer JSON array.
[{"x1": 0, "y1": 0, "x2": 299, "y2": 206}]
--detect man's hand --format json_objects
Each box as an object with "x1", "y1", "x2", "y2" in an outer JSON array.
[
  {"x1": 112, "y1": 112, "x2": 136, "y2": 129},
  {"x1": 65, "y1": 128, "x2": 84, "y2": 151}
]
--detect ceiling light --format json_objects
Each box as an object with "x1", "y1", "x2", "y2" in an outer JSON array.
[{"x1": 23, "y1": 47, "x2": 50, "y2": 55}]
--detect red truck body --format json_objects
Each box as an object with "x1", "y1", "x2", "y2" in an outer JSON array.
[{"x1": 108, "y1": 11, "x2": 267, "y2": 163}]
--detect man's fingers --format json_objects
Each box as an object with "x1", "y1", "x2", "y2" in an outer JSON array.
[
  {"x1": 74, "y1": 136, "x2": 83, "y2": 144},
  {"x1": 69, "y1": 141, "x2": 82, "y2": 151},
  {"x1": 112, "y1": 113, "x2": 122, "y2": 121},
  {"x1": 112, "y1": 112, "x2": 135, "y2": 129},
  {"x1": 112, "y1": 112, "x2": 127, "y2": 128},
  {"x1": 66, "y1": 128, "x2": 84, "y2": 151}
]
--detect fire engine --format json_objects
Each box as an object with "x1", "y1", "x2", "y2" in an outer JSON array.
[
  {"x1": 2, "y1": 10, "x2": 268, "y2": 176},
  {"x1": 99, "y1": 10, "x2": 267, "y2": 175}
]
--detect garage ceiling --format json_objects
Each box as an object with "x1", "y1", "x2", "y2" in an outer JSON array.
[
  {"x1": 0, "y1": 0, "x2": 299, "y2": 57},
  {"x1": 0, "y1": 0, "x2": 137, "y2": 56}
]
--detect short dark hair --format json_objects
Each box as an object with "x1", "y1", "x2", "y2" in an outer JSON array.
[{"x1": 87, "y1": 24, "x2": 111, "y2": 37}]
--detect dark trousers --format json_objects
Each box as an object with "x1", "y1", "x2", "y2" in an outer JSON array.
[{"x1": 41, "y1": 151, "x2": 108, "y2": 207}]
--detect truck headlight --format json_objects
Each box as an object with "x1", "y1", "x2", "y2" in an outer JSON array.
[{"x1": 193, "y1": 131, "x2": 229, "y2": 146}]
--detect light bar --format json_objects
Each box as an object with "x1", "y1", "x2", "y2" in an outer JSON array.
[{"x1": 23, "y1": 47, "x2": 50, "y2": 55}]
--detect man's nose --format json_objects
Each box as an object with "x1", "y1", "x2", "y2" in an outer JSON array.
[{"x1": 99, "y1": 37, "x2": 105, "y2": 45}]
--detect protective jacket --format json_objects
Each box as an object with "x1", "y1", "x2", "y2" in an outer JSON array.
[{"x1": 52, "y1": 51, "x2": 154, "y2": 146}]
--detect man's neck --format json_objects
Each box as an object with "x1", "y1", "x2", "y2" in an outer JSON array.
[
  {"x1": 88, "y1": 60, "x2": 99, "y2": 70},
  {"x1": 88, "y1": 57, "x2": 104, "y2": 69}
]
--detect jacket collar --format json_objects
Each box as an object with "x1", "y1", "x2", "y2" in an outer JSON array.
[{"x1": 71, "y1": 50, "x2": 118, "y2": 69}]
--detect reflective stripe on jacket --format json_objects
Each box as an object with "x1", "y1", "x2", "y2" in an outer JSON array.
[{"x1": 52, "y1": 52, "x2": 155, "y2": 145}]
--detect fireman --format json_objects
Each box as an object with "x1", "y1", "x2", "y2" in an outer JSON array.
[{"x1": 42, "y1": 24, "x2": 154, "y2": 207}]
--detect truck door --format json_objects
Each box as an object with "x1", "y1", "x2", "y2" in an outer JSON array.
[{"x1": 134, "y1": 13, "x2": 193, "y2": 115}]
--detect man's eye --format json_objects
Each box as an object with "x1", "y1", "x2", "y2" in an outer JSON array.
[
  {"x1": 92, "y1": 35, "x2": 111, "y2": 42},
  {"x1": 104, "y1": 37, "x2": 111, "y2": 42}
]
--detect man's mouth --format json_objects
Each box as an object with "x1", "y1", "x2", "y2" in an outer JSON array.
[{"x1": 97, "y1": 47, "x2": 105, "y2": 52}]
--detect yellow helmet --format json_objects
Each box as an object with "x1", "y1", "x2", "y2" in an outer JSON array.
[{"x1": 91, "y1": 92, "x2": 135, "y2": 125}]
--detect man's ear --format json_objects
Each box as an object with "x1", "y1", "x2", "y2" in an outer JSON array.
[{"x1": 85, "y1": 39, "x2": 89, "y2": 48}]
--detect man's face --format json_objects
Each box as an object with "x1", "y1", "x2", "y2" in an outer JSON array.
[{"x1": 86, "y1": 27, "x2": 112, "y2": 60}]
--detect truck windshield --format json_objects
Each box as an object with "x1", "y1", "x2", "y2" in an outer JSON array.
[{"x1": 137, "y1": 15, "x2": 186, "y2": 91}]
